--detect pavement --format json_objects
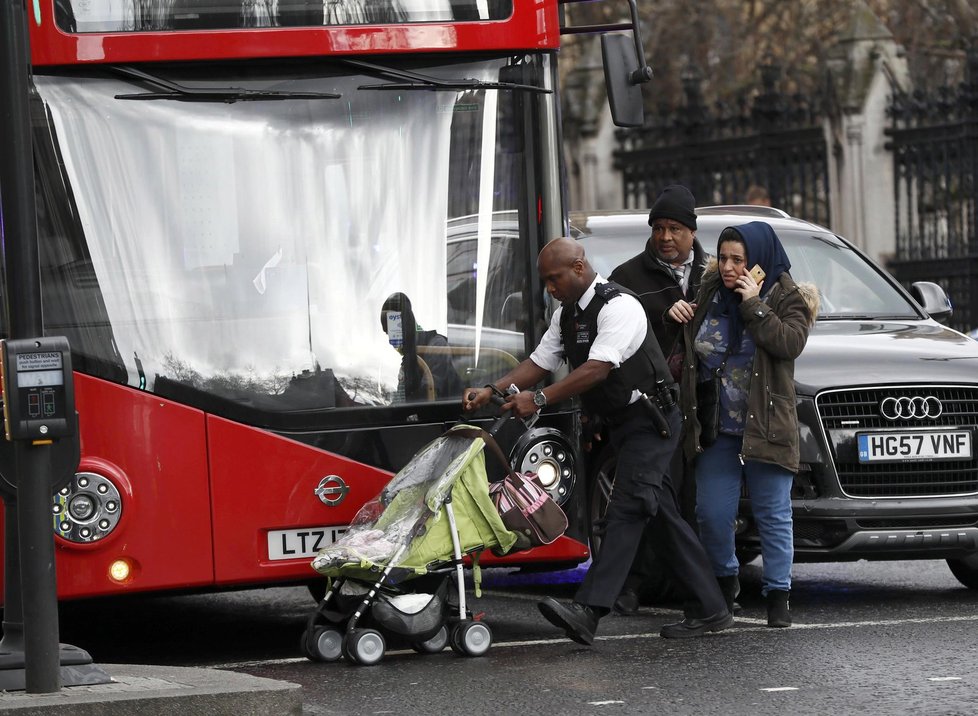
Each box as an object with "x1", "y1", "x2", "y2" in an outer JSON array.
[{"x1": 0, "y1": 663, "x2": 302, "y2": 715}]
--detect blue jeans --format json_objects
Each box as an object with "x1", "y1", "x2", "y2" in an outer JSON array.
[{"x1": 694, "y1": 433, "x2": 794, "y2": 595}]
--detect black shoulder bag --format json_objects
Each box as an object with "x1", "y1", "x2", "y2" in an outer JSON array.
[{"x1": 696, "y1": 349, "x2": 730, "y2": 448}]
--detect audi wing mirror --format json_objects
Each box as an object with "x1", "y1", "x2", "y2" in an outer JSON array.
[{"x1": 910, "y1": 281, "x2": 952, "y2": 323}]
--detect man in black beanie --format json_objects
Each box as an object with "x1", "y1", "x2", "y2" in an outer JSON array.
[{"x1": 607, "y1": 183, "x2": 711, "y2": 614}]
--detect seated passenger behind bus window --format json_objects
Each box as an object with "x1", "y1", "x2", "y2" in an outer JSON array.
[{"x1": 380, "y1": 293, "x2": 464, "y2": 402}]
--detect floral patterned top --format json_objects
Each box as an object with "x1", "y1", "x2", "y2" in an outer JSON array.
[{"x1": 694, "y1": 295, "x2": 757, "y2": 436}]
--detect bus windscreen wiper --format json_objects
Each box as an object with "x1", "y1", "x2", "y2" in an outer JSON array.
[
  {"x1": 345, "y1": 59, "x2": 551, "y2": 93},
  {"x1": 111, "y1": 66, "x2": 341, "y2": 102}
]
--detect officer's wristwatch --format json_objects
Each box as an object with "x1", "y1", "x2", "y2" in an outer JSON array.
[{"x1": 532, "y1": 389, "x2": 548, "y2": 409}]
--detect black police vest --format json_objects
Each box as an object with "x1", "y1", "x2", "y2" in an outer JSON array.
[{"x1": 559, "y1": 282, "x2": 674, "y2": 418}]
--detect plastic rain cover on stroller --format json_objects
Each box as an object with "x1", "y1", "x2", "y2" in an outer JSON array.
[
  {"x1": 311, "y1": 424, "x2": 518, "y2": 583},
  {"x1": 304, "y1": 425, "x2": 519, "y2": 664}
]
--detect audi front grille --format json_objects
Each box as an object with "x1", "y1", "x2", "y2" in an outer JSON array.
[{"x1": 816, "y1": 386, "x2": 978, "y2": 498}]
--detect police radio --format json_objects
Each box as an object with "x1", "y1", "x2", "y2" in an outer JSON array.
[{"x1": 0, "y1": 337, "x2": 76, "y2": 442}]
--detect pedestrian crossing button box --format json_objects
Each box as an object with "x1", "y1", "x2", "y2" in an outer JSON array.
[{"x1": 0, "y1": 337, "x2": 75, "y2": 441}]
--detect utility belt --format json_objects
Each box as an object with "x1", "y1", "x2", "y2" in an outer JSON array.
[{"x1": 604, "y1": 381, "x2": 679, "y2": 437}]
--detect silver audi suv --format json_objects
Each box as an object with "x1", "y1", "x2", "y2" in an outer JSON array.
[{"x1": 572, "y1": 206, "x2": 978, "y2": 589}]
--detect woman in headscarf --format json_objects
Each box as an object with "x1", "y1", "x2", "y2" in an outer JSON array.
[{"x1": 667, "y1": 221, "x2": 819, "y2": 628}]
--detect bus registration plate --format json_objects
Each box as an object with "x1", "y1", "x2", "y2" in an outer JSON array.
[
  {"x1": 267, "y1": 526, "x2": 347, "y2": 561},
  {"x1": 857, "y1": 431, "x2": 972, "y2": 463}
]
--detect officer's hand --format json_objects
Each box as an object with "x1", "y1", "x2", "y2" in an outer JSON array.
[
  {"x1": 668, "y1": 299, "x2": 697, "y2": 324},
  {"x1": 504, "y1": 390, "x2": 538, "y2": 419},
  {"x1": 462, "y1": 386, "x2": 492, "y2": 412}
]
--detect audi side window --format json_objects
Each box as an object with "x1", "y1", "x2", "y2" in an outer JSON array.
[{"x1": 783, "y1": 232, "x2": 917, "y2": 318}]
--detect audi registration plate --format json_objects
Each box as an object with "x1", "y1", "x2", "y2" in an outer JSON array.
[
  {"x1": 857, "y1": 431, "x2": 972, "y2": 463},
  {"x1": 267, "y1": 526, "x2": 347, "y2": 561}
]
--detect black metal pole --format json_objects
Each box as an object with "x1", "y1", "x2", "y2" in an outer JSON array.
[{"x1": 0, "y1": 0, "x2": 62, "y2": 694}]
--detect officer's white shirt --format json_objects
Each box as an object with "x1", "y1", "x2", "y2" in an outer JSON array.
[{"x1": 530, "y1": 275, "x2": 648, "y2": 378}]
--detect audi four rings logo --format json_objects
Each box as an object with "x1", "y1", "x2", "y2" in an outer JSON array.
[{"x1": 879, "y1": 396, "x2": 943, "y2": 421}]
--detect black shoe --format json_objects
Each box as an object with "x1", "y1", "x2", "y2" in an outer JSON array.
[
  {"x1": 660, "y1": 610, "x2": 734, "y2": 639},
  {"x1": 613, "y1": 589, "x2": 640, "y2": 616},
  {"x1": 766, "y1": 590, "x2": 791, "y2": 628},
  {"x1": 538, "y1": 597, "x2": 599, "y2": 645}
]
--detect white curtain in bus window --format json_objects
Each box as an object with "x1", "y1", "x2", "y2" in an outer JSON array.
[
  {"x1": 63, "y1": 0, "x2": 511, "y2": 32},
  {"x1": 33, "y1": 64, "x2": 498, "y2": 408}
]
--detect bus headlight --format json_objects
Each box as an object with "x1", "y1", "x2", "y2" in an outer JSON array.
[
  {"x1": 513, "y1": 428, "x2": 576, "y2": 506},
  {"x1": 53, "y1": 472, "x2": 123, "y2": 543}
]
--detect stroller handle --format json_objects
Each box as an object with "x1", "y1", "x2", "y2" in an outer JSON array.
[{"x1": 488, "y1": 394, "x2": 511, "y2": 436}]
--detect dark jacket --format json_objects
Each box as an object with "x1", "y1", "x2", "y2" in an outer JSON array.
[
  {"x1": 678, "y1": 260, "x2": 819, "y2": 472},
  {"x1": 610, "y1": 238, "x2": 707, "y2": 358}
]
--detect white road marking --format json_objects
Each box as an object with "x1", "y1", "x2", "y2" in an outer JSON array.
[
  {"x1": 928, "y1": 677, "x2": 962, "y2": 682},
  {"x1": 210, "y1": 613, "x2": 978, "y2": 670},
  {"x1": 760, "y1": 687, "x2": 799, "y2": 692},
  {"x1": 587, "y1": 701, "x2": 624, "y2": 706}
]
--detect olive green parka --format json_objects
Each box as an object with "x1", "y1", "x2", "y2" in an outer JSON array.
[{"x1": 677, "y1": 260, "x2": 819, "y2": 472}]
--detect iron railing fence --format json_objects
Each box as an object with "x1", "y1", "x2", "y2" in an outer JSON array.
[
  {"x1": 614, "y1": 63, "x2": 830, "y2": 227},
  {"x1": 886, "y1": 50, "x2": 978, "y2": 333}
]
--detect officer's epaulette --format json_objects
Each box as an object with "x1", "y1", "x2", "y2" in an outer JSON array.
[{"x1": 594, "y1": 282, "x2": 622, "y2": 301}]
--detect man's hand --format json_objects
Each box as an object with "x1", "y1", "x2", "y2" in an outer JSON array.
[
  {"x1": 504, "y1": 390, "x2": 539, "y2": 419},
  {"x1": 667, "y1": 299, "x2": 697, "y2": 324},
  {"x1": 462, "y1": 386, "x2": 493, "y2": 412}
]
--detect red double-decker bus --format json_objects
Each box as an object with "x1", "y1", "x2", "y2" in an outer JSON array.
[{"x1": 18, "y1": 0, "x2": 648, "y2": 599}]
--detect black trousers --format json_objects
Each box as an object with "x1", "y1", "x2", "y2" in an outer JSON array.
[
  {"x1": 574, "y1": 406, "x2": 726, "y2": 615},
  {"x1": 623, "y1": 446, "x2": 696, "y2": 598}
]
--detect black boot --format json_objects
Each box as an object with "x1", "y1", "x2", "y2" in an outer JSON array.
[
  {"x1": 766, "y1": 589, "x2": 791, "y2": 628},
  {"x1": 717, "y1": 575, "x2": 740, "y2": 616}
]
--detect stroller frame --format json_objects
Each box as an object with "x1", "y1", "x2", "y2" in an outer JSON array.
[{"x1": 302, "y1": 419, "x2": 518, "y2": 666}]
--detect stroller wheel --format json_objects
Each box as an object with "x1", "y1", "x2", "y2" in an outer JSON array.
[
  {"x1": 450, "y1": 621, "x2": 492, "y2": 657},
  {"x1": 308, "y1": 626, "x2": 344, "y2": 662},
  {"x1": 300, "y1": 629, "x2": 316, "y2": 660},
  {"x1": 411, "y1": 625, "x2": 449, "y2": 654},
  {"x1": 344, "y1": 628, "x2": 386, "y2": 666}
]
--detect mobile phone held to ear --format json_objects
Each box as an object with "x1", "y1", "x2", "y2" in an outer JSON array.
[{"x1": 749, "y1": 264, "x2": 766, "y2": 283}]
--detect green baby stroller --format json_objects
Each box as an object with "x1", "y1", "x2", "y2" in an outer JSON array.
[{"x1": 303, "y1": 423, "x2": 520, "y2": 665}]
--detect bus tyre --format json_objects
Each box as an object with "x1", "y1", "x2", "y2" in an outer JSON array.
[
  {"x1": 947, "y1": 555, "x2": 978, "y2": 590},
  {"x1": 451, "y1": 621, "x2": 492, "y2": 657},
  {"x1": 411, "y1": 625, "x2": 449, "y2": 654},
  {"x1": 308, "y1": 626, "x2": 343, "y2": 662},
  {"x1": 345, "y1": 628, "x2": 385, "y2": 666}
]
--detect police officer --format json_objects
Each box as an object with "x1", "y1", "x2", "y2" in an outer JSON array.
[{"x1": 463, "y1": 237, "x2": 731, "y2": 643}]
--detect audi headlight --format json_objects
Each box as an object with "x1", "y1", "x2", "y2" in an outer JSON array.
[
  {"x1": 512, "y1": 428, "x2": 576, "y2": 505},
  {"x1": 53, "y1": 472, "x2": 123, "y2": 543}
]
